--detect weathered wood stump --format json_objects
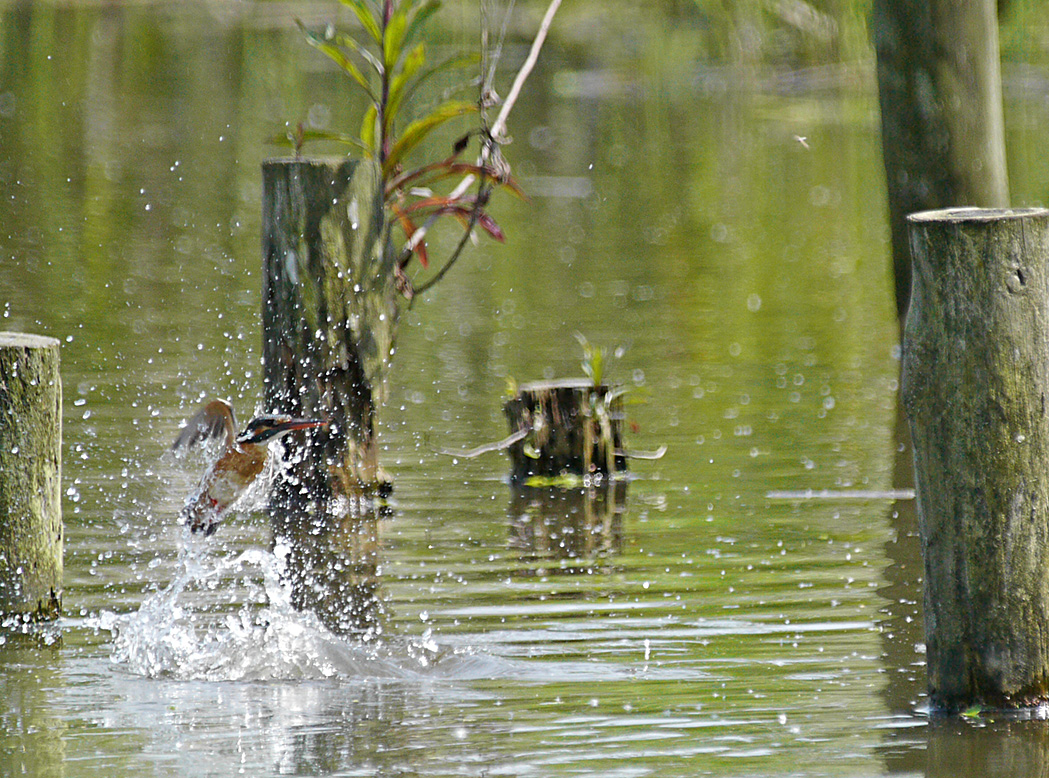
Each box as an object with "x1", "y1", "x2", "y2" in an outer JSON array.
[
  {"x1": 902, "y1": 207, "x2": 1049, "y2": 711},
  {"x1": 261, "y1": 157, "x2": 395, "y2": 636},
  {"x1": 0, "y1": 332, "x2": 62, "y2": 620},
  {"x1": 874, "y1": 0, "x2": 1009, "y2": 319},
  {"x1": 503, "y1": 379, "x2": 627, "y2": 483}
]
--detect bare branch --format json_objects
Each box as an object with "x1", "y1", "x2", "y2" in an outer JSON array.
[
  {"x1": 400, "y1": 0, "x2": 562, "y2": 273},
  {"x1": 438, "y1": 428, "x2": 529, "y2": 458}
]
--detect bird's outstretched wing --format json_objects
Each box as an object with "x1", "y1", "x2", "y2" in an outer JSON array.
[{"x1": 171, "y1": 398, "x2": 237, "y2": 454}]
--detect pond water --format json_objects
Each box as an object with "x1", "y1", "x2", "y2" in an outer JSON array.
[{"x1": 4, "y1": 1, "x2": 1049, "y2": 776}]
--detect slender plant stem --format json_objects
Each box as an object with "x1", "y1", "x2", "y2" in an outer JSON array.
[{"x1": 378, "y1": 5, "x2": 392, "y2": 168}]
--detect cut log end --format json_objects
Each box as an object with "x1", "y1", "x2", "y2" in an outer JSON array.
[{"x1": 908, "y1": 206, "x2": 1049, "y2": 224}]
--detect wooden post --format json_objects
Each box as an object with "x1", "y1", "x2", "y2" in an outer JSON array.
[
  {"x1": 0, "y1": 332, "x2": 62, "y2": 620},
  {"x1": 902, "y1": 207, "x2": 1049, "y2": 711},
  {"x1": 873, "y1": 0, "x2": 1009, "y2": 319},
  {"x1": 503, "y1": 379, "x2": 627, "y2": 483},
  {"x1": 261, "y1": 157, "x2": 395, "y2": 636}
]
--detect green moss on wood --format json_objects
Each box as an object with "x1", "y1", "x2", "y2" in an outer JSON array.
[
  {"x1": 0, "y1": 332, "x2": 63, "y2": 620},
  {"x1": 903, "y1": 209, "x2": 1049, "y2": 711}
]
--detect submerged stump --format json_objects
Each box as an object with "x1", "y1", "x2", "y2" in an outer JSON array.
[
  {"x1": 0, "y1": 332, "x2": 62, "y2": 620},
  {"x1": 503, "y1": 379, "x2": 626, "y2": 483},
  {"x1": 902, "y1": 207, "x2": 1049, "y2": 711},
  {"x1": 261, "y1": 157, "x2": 395, "y2": 636}
]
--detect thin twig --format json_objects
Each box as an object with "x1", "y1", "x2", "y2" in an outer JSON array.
[
  {"x1": 487, "y1": 0, "x2": 561, "y2": 148},
  {"x1": 483, "y1": 0, "x2": 516, "y2": 108},
  {"x1": 401, "y1": 0, "x2": 562, "y2": 271}
]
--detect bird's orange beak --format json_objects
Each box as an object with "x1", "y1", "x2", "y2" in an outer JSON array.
[{"x1": 275, "y1": 418, "x2": 327, "y2": 434}]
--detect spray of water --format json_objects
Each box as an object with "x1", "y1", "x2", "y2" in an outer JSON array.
[{"x1": 96, "y1": 538, "x2": 440, "y2": 681}]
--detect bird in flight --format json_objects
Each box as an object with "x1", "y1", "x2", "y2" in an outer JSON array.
[{"x1": 172, "y1": 398, "x2": 326, "y2": 536}]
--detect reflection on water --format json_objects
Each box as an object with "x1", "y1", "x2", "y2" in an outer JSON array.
[
  {"x1": 508, "y1": 480, "x2": 627, "y2": 563},
  {"x1": 5, "y1": 0, "x2": 1049, "y2": 775},
  {"x1": 273, "y1": 500, "x2": 389, "y2": 639}
]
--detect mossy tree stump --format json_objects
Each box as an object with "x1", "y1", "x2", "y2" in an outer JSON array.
[
  {"x1": 261, "y1": 158, "x2": 395, "y2": 637},
  {"x1": 0, "y1": 332, "x2": 62, "y2": 620},
  {"x1": 503, "y1": 379, "x2": 627, "y2": 483},
  {"x1": 902, "y1": 207, "x2": 1049, "y2": 711}
]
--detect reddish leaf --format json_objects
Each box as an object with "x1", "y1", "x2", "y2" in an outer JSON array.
[
  {"x1": 390, "y1": 202, "x2": 429, "y2": 267},
  {"x1": 476, "y1": 211, "x2": 506, "y2": 242},
  {"x1": 387, "y1": 161, "x2": 523, "y2": 201}
]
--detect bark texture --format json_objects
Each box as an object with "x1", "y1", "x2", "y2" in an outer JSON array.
[
  {"x1": 503, "y1": 379, "x2": 626, "y2": 483},
  {"x1": 902, "y1": 207, "x2": 1049, "y2": 711},
  {"x1": 0, "y1": 332, "x2": 62, "y2": 619},
  {"x1": 261, "y1": 158, "x2": 394, "y2": 636},
  {"x1": 873, "y1": 0, "x2": 1009, "y2": 319}
]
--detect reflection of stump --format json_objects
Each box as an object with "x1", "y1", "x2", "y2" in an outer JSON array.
[
  {"x1": 503, "y1": 379, "x2": 626, "y2": 483},
  {"x1": 274, "y1": 505, "x2": 387, "y2": 638},
  {"x1": 261, "y1": 157, "x2": 395, "y2": 636},
  {"x1": 508, "y1": 481, "x2": 627, "y2": 562},
  {"x1": 903, "y1": 208, "x2": 1049, "y2": 711},
  {"x1": 874, "y1": 0, "x2": 1009, "y2": 319},
  {"x1": 0, "y1": 332, "x2": 62, "y2": 620}
]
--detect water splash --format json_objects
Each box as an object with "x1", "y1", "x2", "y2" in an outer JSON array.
[{"x1": 97, "y1": 539, "x2": 437, "y2": 681}]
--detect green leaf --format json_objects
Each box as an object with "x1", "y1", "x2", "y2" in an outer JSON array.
[
  {"x1": 302, "y1": 130, "x2": 371, "y2": 153},
  {"x1": 401, "y1": 51, "x2": 478, "y2": 110},
  {"x1": 382, "y1": 6, "x2": 408, "y2": 72},
  {"x1": 335, "y1": 31, "x2": 384, "y2": 76},
  {"x1": 298, "y1": 21, "x2": 375, "y2": 99},
  {"x1": 405, "y1": 0, "x2": 441, "y2": 44},
  {"x1": 338, "y1": 0, "x2": 382, "y2": 43},
  {"x1": 575, "y1": 333, "x2": 606, "y2": 386},
  {"x1": 265, "y1": 132, "x2": 299, "y2": 150},
  {"x1": 384, "y1": 100, "x2": 477, "y2": 175},
  {"x1": 385, "y1": 43, "x2": 426, "y2": 136},
  {"x1": 265, "y1": 128, "x2": 370, "y2": 154},
  {"x1": 360, "y1": 103, "x2": 379, "y2": 155}
]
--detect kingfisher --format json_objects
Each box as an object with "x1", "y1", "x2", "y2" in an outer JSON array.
[{"x1": 172, "y1": 398, "x2": 326, "y2": 536}]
